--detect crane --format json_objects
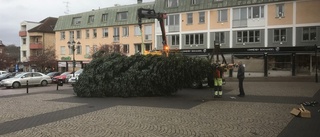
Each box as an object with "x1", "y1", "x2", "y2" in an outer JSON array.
[{"x1": 137, "y1": 8, "x2": 169, "y2": 55}]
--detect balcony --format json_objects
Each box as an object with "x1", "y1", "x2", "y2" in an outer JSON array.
[
  {"x1": 19, "y1": 31, "x2": 27, "y2": 37},
  {"x1": 30, "y1": 42, "x2": 43, "y2": 49},
  {"x1": 233, "y1": 19, "x2": 247, "y2": 28}
]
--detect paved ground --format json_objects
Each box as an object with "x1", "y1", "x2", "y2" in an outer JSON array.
[{"x1": 0, "y1": 76, "x2": 319, "y2": 137}]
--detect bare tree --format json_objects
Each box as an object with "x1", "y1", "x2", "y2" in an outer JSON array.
[
  {"x1": 0, "y1": 44, "x2": 20, "y2": 71},
  {"x1": 29, "y1": 46, "x2": 57, "y2": 72},
  {"x1": 92, "y1": 43, "x2": 127, "y2": 58}
]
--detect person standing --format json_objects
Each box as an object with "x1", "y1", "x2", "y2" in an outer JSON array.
[
  {"x1": 237, "y1": 61, "x2": 245, "y2": 97},
  {"x1": 213, "y1": 63, "x2": 224, "y2": 98}
]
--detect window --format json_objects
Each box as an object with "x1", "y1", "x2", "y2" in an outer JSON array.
[
  {"x1": 145, "y1": 25, "x2": 152, "y2": 40},
  {"x1": 24, "y1": 73, "x2": 32, "y2": 78},
  {"x1": 218, "y1": 9, "x2": 227, "y2": 22},
  {"x1": 248, "y1": 6, "x2": 264, "y2": 19},
  {"x1": 135, "y1": 44, "x2": 142, "y2": 53},
  {"x1": 93, "y1": 45, "x2": 98, "y2": 53},
  {"x1": 274, "y1": 29, "x2": 286, "y2": 42},
  {"x1": 191, "y1": 0, "x2": 200, "y2": 5},
  {"x1": 72, "y1": 17, "x2": 81, "y2": 25},
  {"x1": 60, "y1": 32, "x2": 65, "y2": 40},
  {"x1": 187, "y1": 13, "x2": 193, "y2": 24},
  {"x1": 22, "y1": 51, "x2": 26, "y2": 57},
  {"x1": 76, "y1": 45, "x2": 82, "y2": 54},
  {"x1": 145, "y1": 44, "x2": 152, "y2": 51},
  {"x1": 233, "y1": 7, "x2": 248, "y2": 27},
  {"x1": 237, "y1": 30, "x2": 260, "y2": 43},
  {"x1": 114, "y1": 45, "x2": 120, "y2": 53},
  {"x1": 103, "y1": 28, "x2": 108, "y2": 37},
  {"x1": 85, "y1": 45, "x2": 90, "y2": 55},
  {"x1": 88, "y1": 15, "x2": 94, "y2": 23},
  {"x1": 276, "y1": 4, "x2": 284, "y2": 18},
  {"x1": 171, "y1": 35, "x2": 180, "y2": 46},
  {"x1": 122, "y1": 26, "x2": 129, "y2": 37},
  {"x1": 185, "y1": 34, "x2": 204, "y2": 45},
  {"x1": 76, "y1": 30, "x2": 81, "y2": 39},
  {"x1": 134, "y1": 26, "x2": 141, "y2": 36},
  {"x1": 168, "y1": 14, "x2": 180, "y2": 26},
  {"x1": 123, "y1": 44, "x2": 129, "y2": 53},
  {"x1": 215, "y1": 32, "x2": 225, "y2": 44},
  {"x1": 116, "y1": 12, "x2": 128, "y2": 21},
  {"x1": 60, "y1": 46, "x2": 66, "y2": 55},
  {"x1": 302, "y1": 27, "x2": 316, "y2": 41},
  {"x1": 199, "y1": 12, "x2": 205, "y2": 23},
  {"x1": 167, "y1": 0, "x2": 178, "y2": 7},
  {"x1": 101, "y1": 13, "x2": 108, "y2": 22},
  {"x1": 234, "y1": 7, "x2": 247, "y2": 20},
  {"x1": 22, "y1": 38, "x2": 26, "y2": 44},
  {"x1": 33, "y1": 73, "x2": 42, "y2": 77},
  {"x1": 93, "y1": 29, "x2": 97, "y2": 38},
  {"x1": 113, "y1": 27, "x2": 120, "y2": 42},
  {"x1": 86, "y1": 30, "x2": 90, "y2": 38},
  {"x1": 69, "y1": 31, "x2": 74, "y2": 40}
]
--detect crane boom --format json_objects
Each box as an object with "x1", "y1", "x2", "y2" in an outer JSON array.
[{"x1": 137, "y1": 8, "x2": 168, "y2": 52}]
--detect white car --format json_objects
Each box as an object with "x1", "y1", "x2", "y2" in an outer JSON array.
[
  {"x1": 68, "y1": 69, "x2": 83, "y2": 83},
  {"x1": 0, "y1": 71, "x2": 8, "y2": 75},
  {"x1": 0, "y1": 72, "x2": 52, "y2": 88}
]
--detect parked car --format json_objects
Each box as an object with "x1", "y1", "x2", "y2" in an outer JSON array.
[
  {"x1": 0, "y1": 71, "x2": 8, "y2": 75},
  {"x1": 52, "y1": 72, "x2": 71, "y2": 83},
  {"x1": 46, "y1": 72, "x2": 61, "y2": 80},
  {"x1": 0, "y1": 72, "x2": 52, "y2": 88},
  {"x1": 0, "y1": 73, "x2": 13, "y2": 81},
  {"x1": 68, "y1": 69, "x2": 83, "y2": 84}
]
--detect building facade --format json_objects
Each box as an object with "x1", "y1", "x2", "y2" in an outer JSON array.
[
  {"x1": 53, "y1": 0, "x2": 319, "y2": 77},
  {"x1": 153, "y1": 0, "x2": 320, "y2": 77},
  {"x1": 54, "y1": 1, "x2": 155, "y2": 72},
  {"x1": 19, "y1": 21, "x2": 40, "y2": 65},
  {"x1": 19, "y1": 17, "x2": 58, "y2": 72}
]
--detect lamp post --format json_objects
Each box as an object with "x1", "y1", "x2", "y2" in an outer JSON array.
[{"x1": 67, "y1": 40, "x2": 81, "y2": 77}]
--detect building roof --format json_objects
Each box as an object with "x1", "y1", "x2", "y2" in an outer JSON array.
[
  {"x1": 154, "y1": 0, "x2": 292, "y2": 14},
  {"x1": 28, "y1": 17, "x2": 58, "y2": 33},
  {"x1": 54, "y1": 2, "x2": 155, "y2": 31}
]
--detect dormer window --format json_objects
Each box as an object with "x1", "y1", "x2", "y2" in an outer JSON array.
[
  {"x1": 167, "y1": 0, "x2": 178, "y2": 8},
  {"x1": 88, "y1": 15, "x2": 94, "y2": 23},
  {"x1": 101, "y1": 13, "x2": 108, "y2": 22},
  {"x1": 116, "y1": 12, "x2": 128, "y2": 21},
  {"x1": 191, "y1": 0, "x2": 200, "y2": 5},
  {"x1": 72, "y1": 17, "x2": 81, "y2": 25}
]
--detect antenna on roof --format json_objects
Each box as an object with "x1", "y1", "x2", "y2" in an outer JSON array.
[{"x1": 63, "y1": 1, "x2": 70, "y2": 14}]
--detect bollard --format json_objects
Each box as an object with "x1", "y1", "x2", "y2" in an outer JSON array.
[
  {"x1": 26, "y1": 80, "x2": 29, "y2": 93},
  {"x1": 56, "y1": 81, "x2": 59, "y2": 90},
  {"x1": 57, "y1": 79, "x2": 63, "y2": 91}
]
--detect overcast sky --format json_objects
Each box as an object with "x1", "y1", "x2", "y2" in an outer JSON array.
[{"x1": 0, "y1": 0, "x2": 155, "y2": 46}]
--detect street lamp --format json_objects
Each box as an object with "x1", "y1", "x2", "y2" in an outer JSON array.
[{"x1": 67, "y1": 40, "x2": 81, "y2": 77}]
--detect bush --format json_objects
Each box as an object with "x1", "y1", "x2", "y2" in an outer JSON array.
[{"x1": 73, "y1": 53, "x2": 211, "y2": 97}]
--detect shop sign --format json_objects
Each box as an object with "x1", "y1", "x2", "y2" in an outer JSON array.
[{"x1": 61, "y1": 56, "x2": 71, "y2": 60}]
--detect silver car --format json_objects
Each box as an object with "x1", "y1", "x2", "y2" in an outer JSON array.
[
  {"x1": 68, "y1": 69, "x2": 83, "y2": 84},
  {"x1": 0, "y1": 72, "x2": 52, "y2": 89}
]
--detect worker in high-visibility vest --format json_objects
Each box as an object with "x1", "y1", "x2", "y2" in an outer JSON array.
[{"x1": 213, "y1": 63, "x2": 225, "y2": 98}]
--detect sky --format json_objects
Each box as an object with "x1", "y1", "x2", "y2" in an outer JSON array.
[{"x1": 0, "y1": 0, "x2": 155, "y2": 46}]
